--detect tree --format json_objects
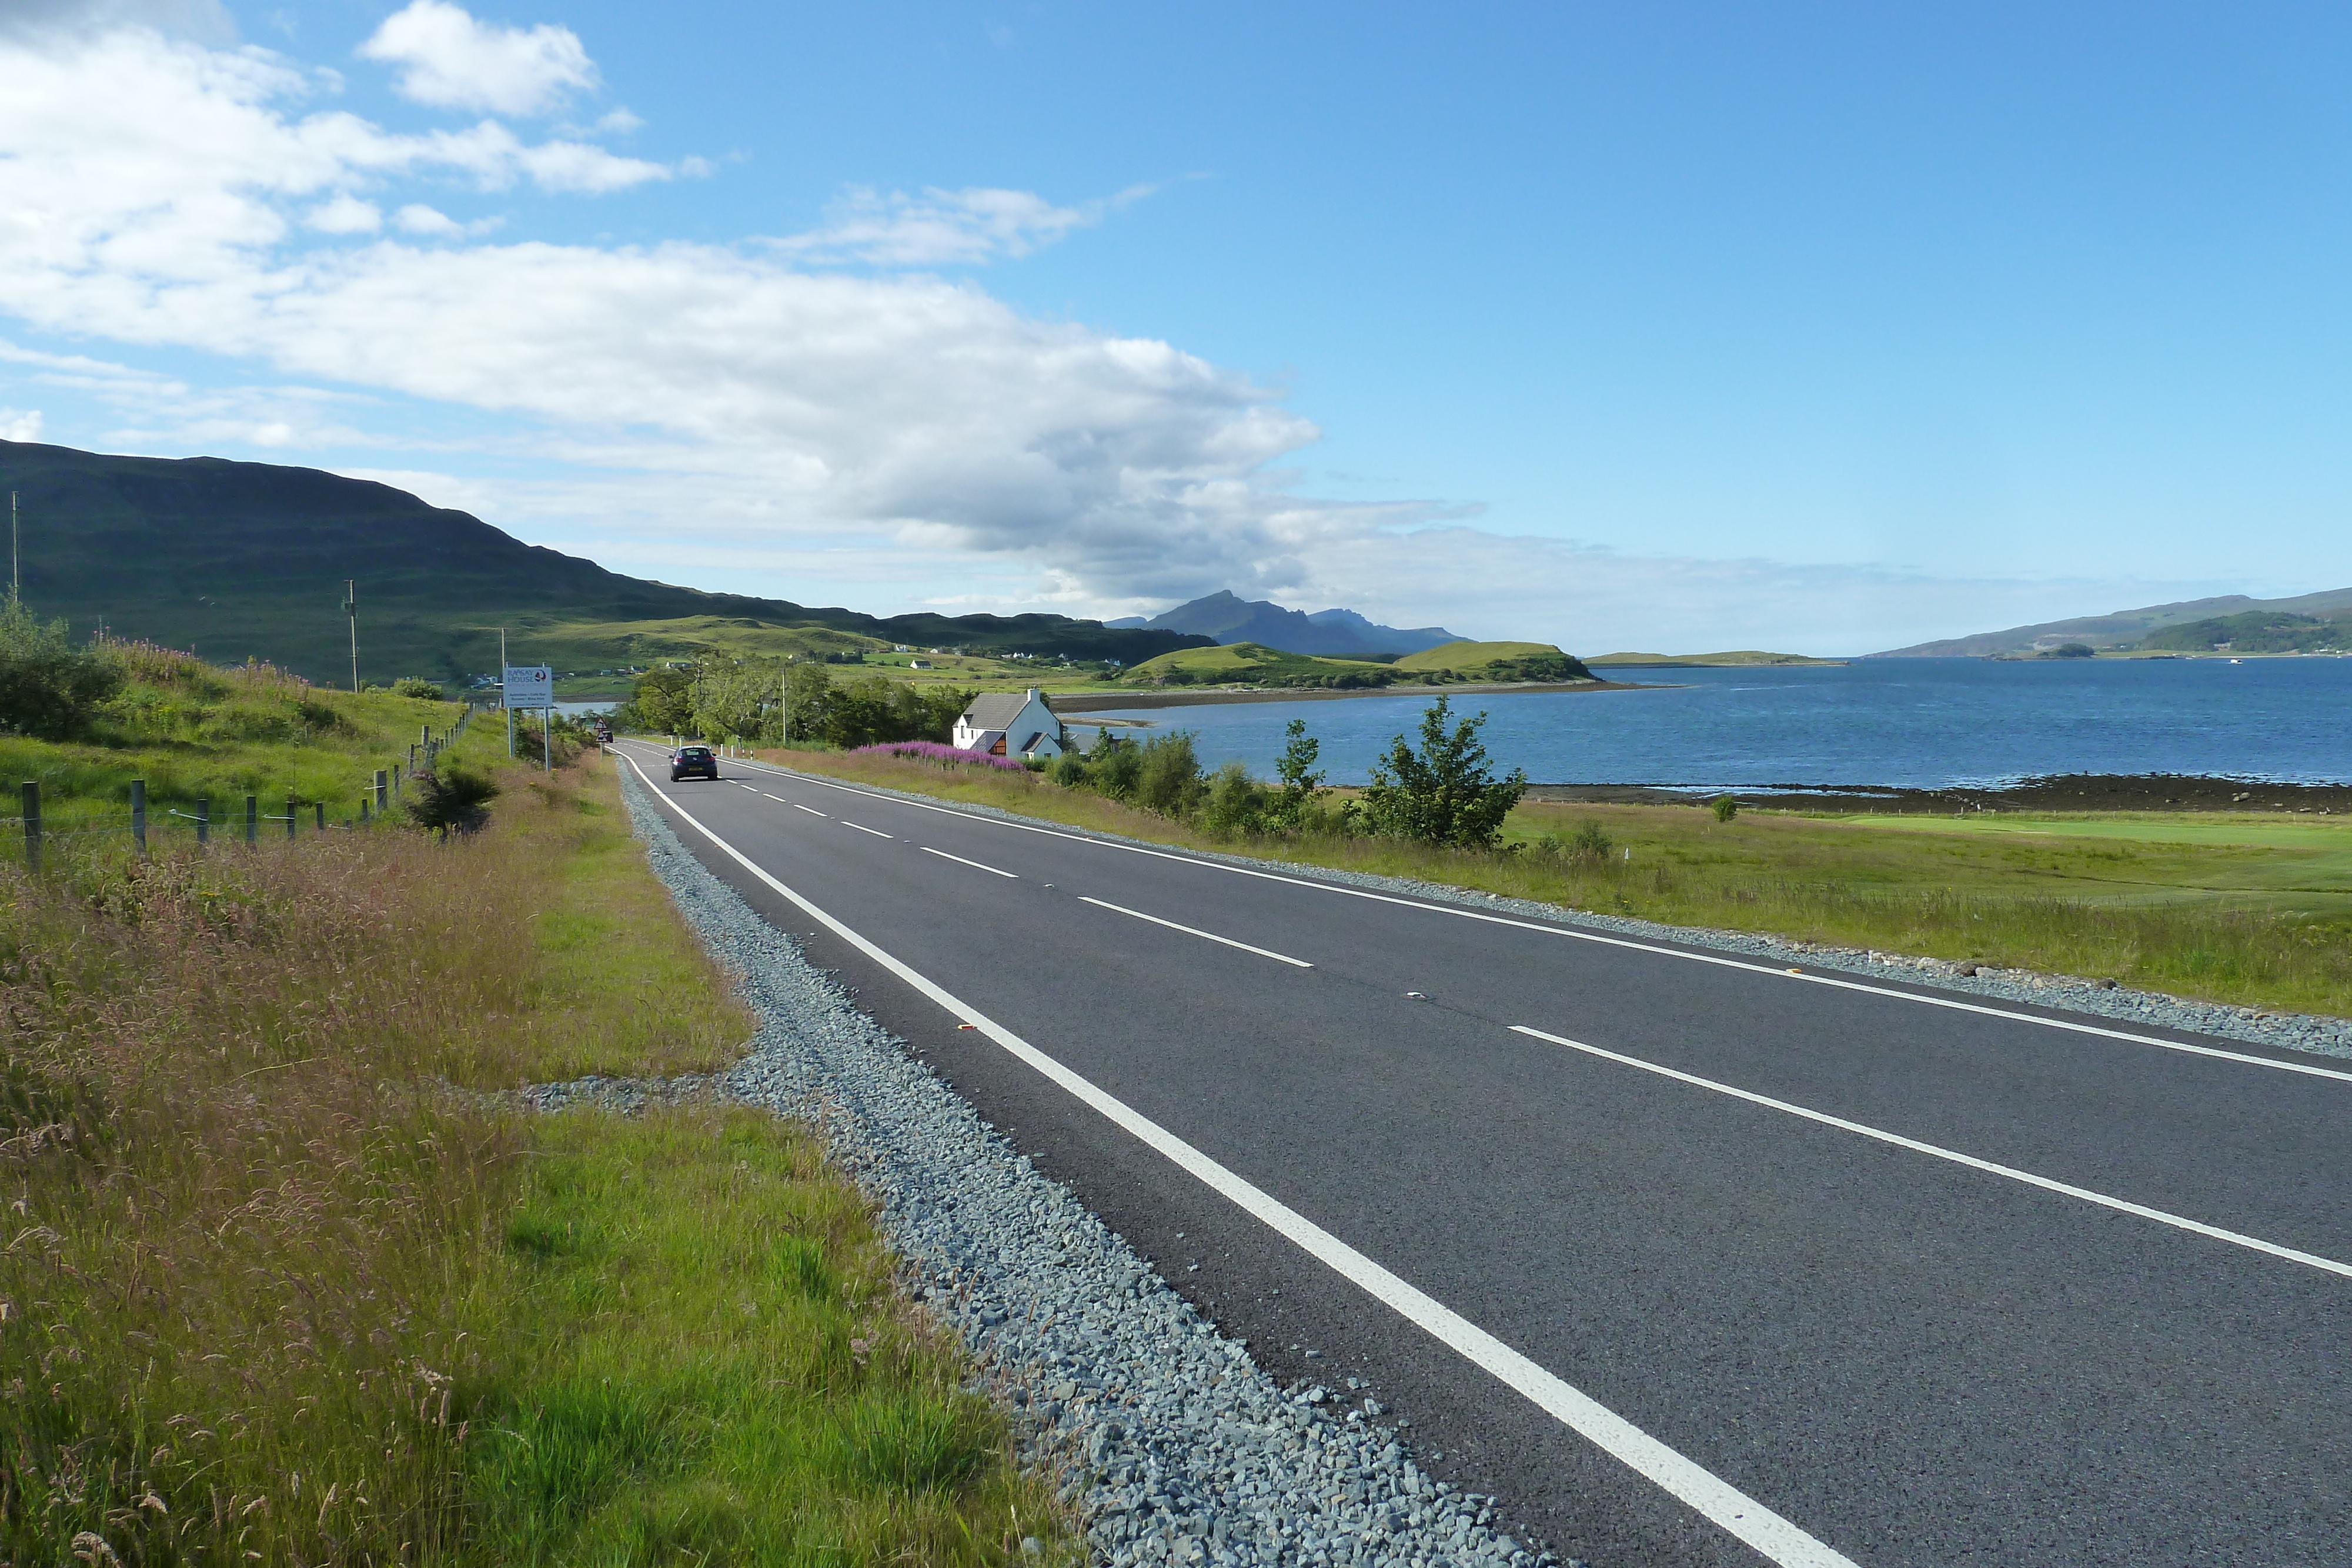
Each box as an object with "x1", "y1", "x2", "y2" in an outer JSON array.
[
  {"x1": 0, "y1": 599, "x2": 124, "y2": 740},
  {"x1": 1358, "y1": 695, "x2": 1526, "y2": 848},
  {"x1": 1270, "y1": 718, "x2": 1327, "y2": 827},
  {"x1": 629, "y1": 666, "x2": 696, "y2": 735},
  {"x1": 1135, "y1": 731, "x2": 1207, "y2": 818}
]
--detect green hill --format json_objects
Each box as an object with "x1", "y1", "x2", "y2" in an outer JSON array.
[
  {"x1": 2139, "y1": 612, "x2": 2352, "y2": 654},
  {"x1": 0, "y1": 440, "x2": 1210, "y2": 685},
  {"x1": 1586, "y1": 650, "x2": 1843, "y2": 667},
  {"x1": 1390, "y1": 640, "x2": 1592, "y2": 680},
  {"x1": 1120, "y1": 642, "x2": 1398, "y2": 688},
  {"x1": 1120, "y1": 638, "x2": 1593, "y2": 690}
]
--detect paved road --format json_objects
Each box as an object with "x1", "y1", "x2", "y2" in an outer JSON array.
[{"x1": 616, "y1": 744, "x2": 2352, "y2": 1568}]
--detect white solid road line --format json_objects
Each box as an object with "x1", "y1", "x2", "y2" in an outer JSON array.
[
  {"x1": 923, "y1": 845, "x2": 1018, "y2": 879},
  {"x1": 841, "y1": 820, "x2": 896, "y2": 839},
  {"x1": 1511, "y1": 1024, "x2": 2352, "y2": 1281},
  {"x1": 715, "y1": 754, "x2": 2352, "y2": 1089},
  {"x1": 616, "y1": 751, "x2": 1860, "y2": 1568},
  {"x1": 1080, "y1": 895, "x2": 1315, "y2": 968}
]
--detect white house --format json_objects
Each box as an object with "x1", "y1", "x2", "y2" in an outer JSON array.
[{"x1": 953, "y1": 687, "x2": 1066, "y2": 758}]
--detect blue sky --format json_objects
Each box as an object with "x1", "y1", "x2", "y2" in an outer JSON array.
[{"x1": 2, "y1": 1, "x2": 2348, "y2": 653}]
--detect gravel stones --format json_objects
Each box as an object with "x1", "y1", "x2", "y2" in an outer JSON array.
[{"x1": 614, "y1": 768, "x2": 1565, "y2": 1568}]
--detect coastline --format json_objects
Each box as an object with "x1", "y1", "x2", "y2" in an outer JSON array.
[
  {"x1": 1051, "y1": 677, "x2": 1659, "y2": 713},
  {"x1": 1525, "y1": 773, "x2": 2352, "y2": 813}
]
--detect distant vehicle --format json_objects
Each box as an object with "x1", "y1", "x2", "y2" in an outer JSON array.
[{"x1": 669, "y1": 745, "x2": 718, "y2": 781}]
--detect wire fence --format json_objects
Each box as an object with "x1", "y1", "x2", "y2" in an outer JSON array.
[{"x1": 5, "y1": 707, "x2": 479, "y2": 870}]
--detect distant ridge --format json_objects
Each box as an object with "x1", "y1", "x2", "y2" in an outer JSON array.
[
  {"x1": 1871, "y1": 586, "x2": 2352, "y2": 657},
  {"x1": 1107, "y1": 590, "x2": 1460, "y2": 657},
  {"x1": 0, "y1": 440, "x2": 1211, "y2": 682}
]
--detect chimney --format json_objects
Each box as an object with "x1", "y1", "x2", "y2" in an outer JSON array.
[{"x1": 1027, "y1": 686, "x2": 1041, "y2": 702}]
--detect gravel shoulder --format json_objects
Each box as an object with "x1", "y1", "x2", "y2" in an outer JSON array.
[{"x1": 613, "y1": 763, "x2": 1565, "y2": 1568}]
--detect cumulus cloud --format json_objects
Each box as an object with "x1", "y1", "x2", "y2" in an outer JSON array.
[
  {"x1": 0, "y1": 0, "x2": 233, "y2": 43},
  {"x1": 773, "y1": 183, "x2": 1157, "y2": 266},
  {"x1": 359, "y1": 0, "x2": 597, "y2": 116},
  {"x1": 0, "y1": 16, "x2": 2112, "y2": 656},
  {"x1": 0, "y1": 409, "x2": 44, "y2": 442}
]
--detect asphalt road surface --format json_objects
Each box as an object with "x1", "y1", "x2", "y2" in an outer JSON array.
[{"x1": 615, "y1": 743, "x2": 2352, "y2": 1568}]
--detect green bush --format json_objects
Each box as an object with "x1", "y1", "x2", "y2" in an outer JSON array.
[
  {"x1": 390, "y1": 676, "x2": 445, "y2": 700},
  {"x1": 1711, "y1": 793, "x2": 1739, "y2": 823},
  {"x1": 408, "y1": 764, "x2": 500, "y2": 836},
  {"x1": 1359, "y1": 695, "x2": 1526, "y2": 848},
  {"x1": 1135, "y1": 731, "x2": 1207, "y2": 818},
  {"x1": 0, "y1": 599, "x2": 123, "y2": 740},
  {"x1": 1087, "y1": 730, "x2": 1142, "y2": 798},
  {"x1": 1202, "y1": 760, "x2": 1267, "y2": 837},
  {"x1": 1049, "y1": 750, "x2": 1091, "y2": 788}
]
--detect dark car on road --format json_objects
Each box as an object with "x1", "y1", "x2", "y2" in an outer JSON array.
[{"x1": 669, "y1": 745, "x2": 719, "y2": 781}]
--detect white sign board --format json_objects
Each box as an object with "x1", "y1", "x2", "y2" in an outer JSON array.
[{"x1": 502, "y1": 665, "x2": 553, "y2": 709}]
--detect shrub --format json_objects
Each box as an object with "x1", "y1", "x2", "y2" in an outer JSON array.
[
  {"x1": 1358, "y1": 695, "x2": 1527, "y2": 848},
  {"x1": 391, "y1": 676, "x2": 446, "y2": 700},
  {"x1": 1135, "y1": 731, "x2": 1207, "y2": 818},
  {"x1": 0, "y1": 599, "x2": 124, "y2": 739},
  {"x1": 1202, "y1": 760, "x2": 1267, "y2": 837},
  {"x1": 409, "y1": 764, "x2": 500, "y2": 835},
  {"x1": 1711, "y1": 793, "x2": 1739, "y2": 823},
  {"x1": 850, "y1": 740, "x2": 1027, "y2": 771},
  {"x1": 1087, "y1": 731, "x2": 1142, "y2": 799},
  {"x1": 1049, "y1": 750, "x2": 1091, "y2": 788}
]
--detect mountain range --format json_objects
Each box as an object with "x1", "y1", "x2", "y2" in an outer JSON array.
[
  {"x1": 1871, "y1": 587, "x2": 2352, "y2": 657},
  {"x1": 0, "y1": 440, "x2": 1210, "y2": 683},
  {"x1": 1106, "y1": 590, "x2": 1461, "y2": 657}
]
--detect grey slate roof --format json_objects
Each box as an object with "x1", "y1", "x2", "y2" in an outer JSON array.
[{"x1": 960, "y1": 691, "x2": 1042, "y2": 730}]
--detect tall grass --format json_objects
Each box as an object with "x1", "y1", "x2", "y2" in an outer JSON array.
[
  {"x1": 1, "y1": 754, "x2": 1071, "y2": 1566},
  {"x1": 767, "y1": 747, "x2": 2352, "y2": 1017}
]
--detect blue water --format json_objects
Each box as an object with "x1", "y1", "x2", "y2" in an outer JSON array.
[{"x1": 1071, "y1": 658, "x2": 2352, "y2": 788}]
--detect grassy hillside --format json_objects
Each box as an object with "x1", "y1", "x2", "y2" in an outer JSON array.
[
  {"x1": 0, "y1": 439, "x2": 1207, "y2": 685},
  {"x1": 1120, "y1": 641, "x2": 1399, "y2": 688},
  {"x1": 2, "y1": 638, "x2": 469, "y2": 835},
  {"x1": 1391, "y1": 640, "x2": 1592, "y2": 680},
  {"x1": 2139, "y1": 611, "x2": 2352, "y2": 654}
]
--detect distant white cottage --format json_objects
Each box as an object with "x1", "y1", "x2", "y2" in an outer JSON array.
[{"x1": 953, "y1": 687, "x2": 1066, "y2": 758}]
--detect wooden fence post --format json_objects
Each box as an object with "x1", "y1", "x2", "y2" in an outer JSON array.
[
  {"x1": 131, "y1": 778, "x2": 146, "y2": 854},
  {"x1": 245, "y1": 794, "x2": 258, "y2": 845},
  {"x1": 21, "y1": 781, "x2": 38, "y2": 871}
]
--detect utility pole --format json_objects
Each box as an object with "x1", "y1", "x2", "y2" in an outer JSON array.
[
  {"x1": 10, "y1": 492, "x2": 18, "y2": 601},
  {"x1": 780, "y1": 656, "x2": 790, "y2": 748},
  {"x1": 342, "y1": 580, "x2": 358, "y2": 693}
]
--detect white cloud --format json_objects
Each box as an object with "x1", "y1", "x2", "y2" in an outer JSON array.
[
  {"x1": 773, "y1": 183, "x2": 1155, "y2": 266},
  {"x1": 0, "y1": 409, "x2": 43, "y2": 442},
  {"x1": 0, "y1": 19, "x2": 2161, "y2": 656},
  {"x1": 0, "y1": 0, "x2": 233, "y2": 44},
  {"x1": 358, "y1": 0, "x2": 596, "y2": 116},
  {"x1": 305, "y1": 193, "x2": 382, "y2": 232}
]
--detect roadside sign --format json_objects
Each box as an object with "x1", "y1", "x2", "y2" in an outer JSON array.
[{"x1": 502, "y1": 665, "x2": 553, "y2": 708}]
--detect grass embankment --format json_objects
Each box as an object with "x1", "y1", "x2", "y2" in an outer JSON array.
[
  {"x1": 0, "y1": 640, "x2": 467, "y2": 837},
  {"x1": 1, "y1": 748, "x2": 1070, "y2": 1566},
  {"x1": 757, "y1": 746, "x2": 2352, "y2": 1018}
]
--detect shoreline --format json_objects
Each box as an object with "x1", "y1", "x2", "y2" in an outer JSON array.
[
  {"x1": 1051, "y1": 677, "x2": 1658, "y2": 713},
  {"x1": 1525, "y1": 773, "x2": 2352, "y2": 814}
]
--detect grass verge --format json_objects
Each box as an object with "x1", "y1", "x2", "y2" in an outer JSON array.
[
  {"x1": 757, "y1": 745, "x2": 2352, "y2": 1019},
  {"x1": 1, "y1": 747, "x2": 1070, "y2": 1566}
]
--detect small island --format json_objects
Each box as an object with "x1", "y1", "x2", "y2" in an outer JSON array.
[{"x1": 1586, "y1": 650, "x2": 1846, "y2": 668}]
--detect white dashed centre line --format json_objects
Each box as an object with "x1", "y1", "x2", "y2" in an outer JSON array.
[
  {"x1": 1511, "y1": 1024, "x2": 2352, "y2": 1279},
  {"x1": 842, "y1": 820, "x2": 895, "y2": 839},
  {"x1": 921, "y1": 846, "x2": 1018, "y2": 879},
  {"x1": 1080, "y1": 897, "x2": 1314, "y2": 968},
  {"x1": 791, "y1": 803, "x2": 826, "y2": 816}
]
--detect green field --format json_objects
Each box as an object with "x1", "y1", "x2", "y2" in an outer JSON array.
[{"x1": 1121, "y1": 640, "x2": 1396, "y2": 687}]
